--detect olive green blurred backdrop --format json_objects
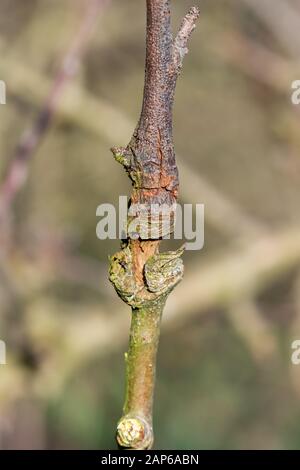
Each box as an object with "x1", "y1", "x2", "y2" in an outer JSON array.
[{"x1": 1, "y1": 0, "x2": 300, "y2": 449}]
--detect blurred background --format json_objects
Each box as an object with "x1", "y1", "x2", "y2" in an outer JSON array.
[{"x1": 1, "y1": 0, "x2": 300, "y2": 450}]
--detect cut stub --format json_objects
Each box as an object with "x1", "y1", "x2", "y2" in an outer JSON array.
[{"x1": 116, "y1": 415, "x2": 153, "y2": 450}]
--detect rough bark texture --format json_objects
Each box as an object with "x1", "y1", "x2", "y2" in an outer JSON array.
[{"x1": 109, "y1": 0, "x2": 199, "y2": 450}]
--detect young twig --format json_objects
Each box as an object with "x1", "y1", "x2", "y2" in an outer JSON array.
[{"x1": 110, "y1": 0, "x2": 199, "y2": 450}]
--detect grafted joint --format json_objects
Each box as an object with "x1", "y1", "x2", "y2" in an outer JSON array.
[{"x1": 109, "y1": 245, "x2": 185, "y2": 309}]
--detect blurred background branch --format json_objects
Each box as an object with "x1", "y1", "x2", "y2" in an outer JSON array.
[{"x1": 0, "y1": 0, "x2": 109, "y2": 223}]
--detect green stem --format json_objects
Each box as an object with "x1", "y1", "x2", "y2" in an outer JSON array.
[{"x1": 116, "y1": 299, "x2": 165, "y2": 450}]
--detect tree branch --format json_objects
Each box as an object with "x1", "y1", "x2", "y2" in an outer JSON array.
[{"x1": 110, "y1": 0, "x2": 199, "y2": 450}]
